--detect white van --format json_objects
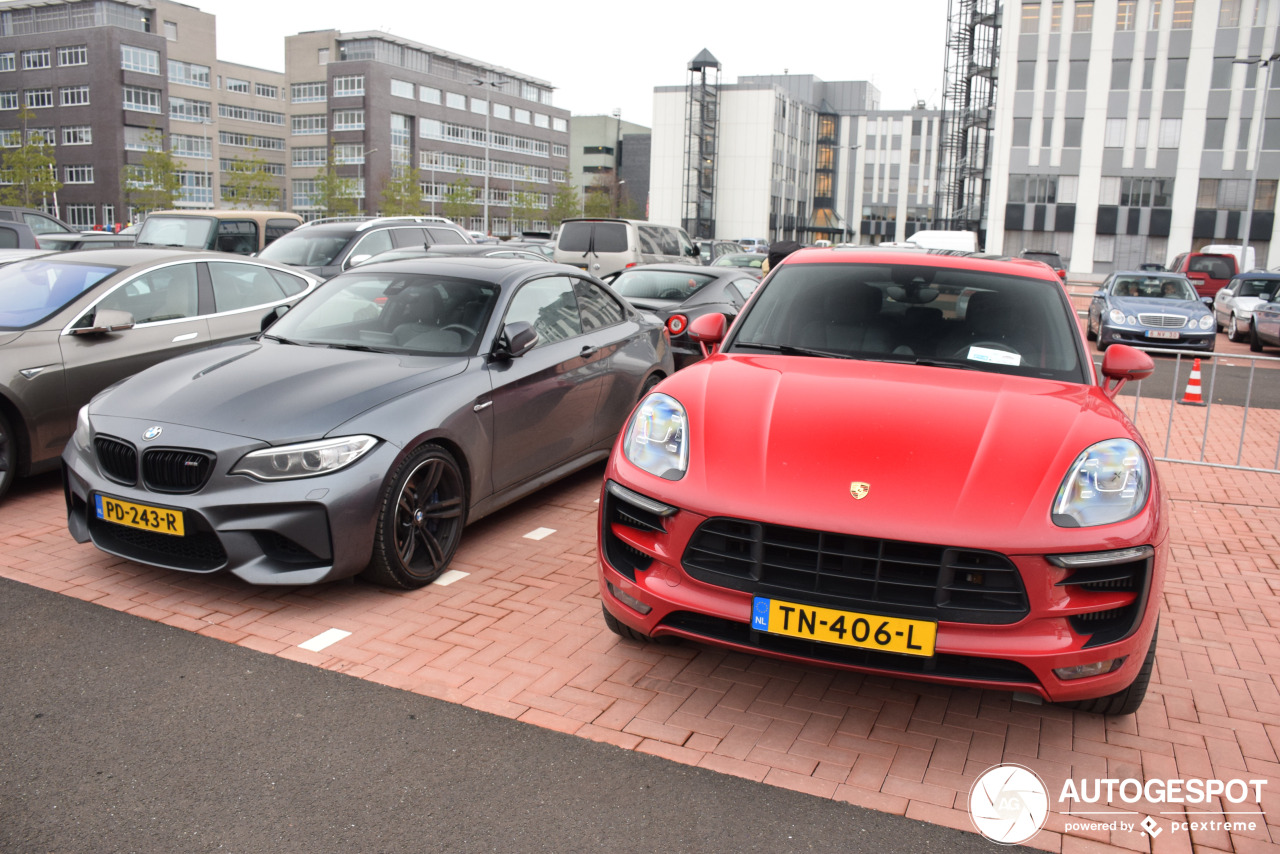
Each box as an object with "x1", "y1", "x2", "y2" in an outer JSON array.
[
  {"x1": 1201, "y1": 244, "x2": 1257, "y2": 272},
  {"x1": 555, "y1": 218, "x2": 699, "y2": 277},
  {"x1": 904, "y1": 230, "x2": 980, "y2": 252}
]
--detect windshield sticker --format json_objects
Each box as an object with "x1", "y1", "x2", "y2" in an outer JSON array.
[{"x1": 967, "y1": 346, "x2": 1022, "y2": 366}]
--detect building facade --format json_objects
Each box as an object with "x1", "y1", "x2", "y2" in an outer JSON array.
[
  {"x1": 988, "y1": 0, "x2": 1280, "y2": 272},
  {"x1": 650, "y1": 71, "x2": 942, "y2": 245},
  {"x1": 568, "y1": 114, "x2": 650, "y2": 218},
  {"x1": 0, "y1": 0, "x2": 570, "y2": 231}
]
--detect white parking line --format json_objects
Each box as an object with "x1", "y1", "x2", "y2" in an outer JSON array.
[
  {"x1": 299, "y1": 628, "x2": 351, "y2": 652},
  {"x1": 523, "y1": 527, "x2": 556, "y2": 541},
  {"x1": 435, "y1": 569, "x2": 470, "y2": 586}
]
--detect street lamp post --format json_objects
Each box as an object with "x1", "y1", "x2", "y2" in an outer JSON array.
[
  {"x1": 473, "y1": 77, "x2": 507, "y2": 237},
  {"x1": 1235, "y1": 54, "x2": 1279, "y2": 268}
]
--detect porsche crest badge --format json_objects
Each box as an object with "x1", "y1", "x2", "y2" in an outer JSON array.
[{"x1": 849, "y1": 482, "x2": 870, "y2": 500}]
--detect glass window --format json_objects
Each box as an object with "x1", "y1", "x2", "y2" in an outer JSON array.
[
  {"x1": 1116, "y1": 0, "x2": 1137, "y2": 29},
  {"x1": 1171, "y1": 0, "x2": 1194, "y2": 27},
  {"x1": 22, "y1": 49, "x2": 51, "y2": 70},
  {"x1": 121, "y1": 45, "x2": 159, "y2": 74},
  {"x1": 1050, "y1": 0, "x2": 1063, "y2": 30},
  {"x1": 1211, "y1": 58, "x2": 1235, "y2": 89},
  {"x1": 1142, "y1": 58, "x2": 1155, "y2": 89},
  {"x1": 1104, "y1": 118, "x2": 1126, "y2": 147},
  {"x1": 25, "y1": 89, "x2": 53, "y2": 108},
  {"x1": 1012, "y1": 118, "x2": 1032, "y2": 147},
  {"x1": 332, "y1": 75, "x2": 364, "y2": 97},
  {"x1": 573, "y1": 279, "x2": 626, "y2": 330},
  {"x1": 0, "y1": 53, "x2": 14, "y2": 72},
  {"x1": 60, "y1": 85, "x2": 90, "y2": 106},
  {"x1": 1166, "y1": 58, "x2": 1186, "y2": 89},
  {"x1": 445, "y1": 91, "x2": 466, "y2": 109},
  {"x1": 57, "y1": 45, "x2": 87, "y2": 66},
  {"x1": 390, "y1": 78, "x2": 414, "y2": 99},
  {"x1": 1021, "y1": 2, "x2": 1041, "y2": 33},
  {"x1": 1149, "y1": 0, "x2": 1162, "y2": 27},
  {"x1": 98, "y1": 263, "x2": 199, "y2": 323},
  {"x1": 123, "y1": 85, "x2": 161, "y2": 113},
  {"x1": 1074, "y1": 0, "x2": 1093, "y2": 30},
  {"x1": 1111, "y1": 59, "x2": 1131, "y2": 89},
  {"x1": 1219, "y1": 0, "x2": 1242, "y2": 25},
  {"x1": 1068, "y1": 60, "x2": 1089, "y2": 89},
  {"x1": 291, "y1": 81, "x2": 326, "y2": 102},
  {"x1": 1017, "y1": 61, "x2": 1037, "y2": 90},
  {"x1": 1158, "y1": 118, "x2": 1181, "y2": 148},
  {"x1": 1204, "y1": 118, "x2": 1226, "y2": 149},
  {"x1": 64, "y1": 165, "x2": 93, "y2": 183},
  {"x1": 208, "y1": 261, "x2": 286, "y2": 312},
  {"x1": 1063, "y1": 118, "x2": 1084, "y2": 148},
  {"x1": 226, "y1": 78, "x2": 249, "y2": 94},
  {"x1": 62, "y1": 125, "x2": 92, "y2": 145},
  {"x1": 504, "y1": 277, "x2": 582, "y2": 346},
  {"x1": 419, "y1": 86, "x2": 441, "y2": 104}
]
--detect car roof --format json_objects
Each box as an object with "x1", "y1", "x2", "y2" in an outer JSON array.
[
  {"x1": 779, "y1": 246, "x2": 1063, "y2": 280},
  {"x1": 352, "y1": 256, "x2": 584, "y2": 285},
  {"x1": 1231, "y1": 270, "x2": 1280, "y2": 279},
  {"x1": 1112, "y1": 270, "x2": 1187, "y2": 279},
  {"x1": 615, "y1": 263, "x2": 749, "y2": 277}
]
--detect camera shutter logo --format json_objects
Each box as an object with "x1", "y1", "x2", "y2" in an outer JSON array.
[{"x1": 969, "y1": 764, "x2": 1050, "y2": 844}]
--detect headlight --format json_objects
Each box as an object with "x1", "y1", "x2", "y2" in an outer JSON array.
[
  {"x1": 1108, "y1": 308, "x2": 1127, "y2": 325},
  {"x1": 622, "y1": 393, "x2": 688, "y2": 480},
  {"x1": 1052, "y1": 439, "x2": 1150, "y2": 527},
  {"x1": 231, "y1": 435, "x2": 377, "y2": 481},
  {"x1": 1198, "y1": 314, "x2": 1214, "y2": 330},
  {"x1": 74, "y1": 405, "x2": 92, "y2": 451}
]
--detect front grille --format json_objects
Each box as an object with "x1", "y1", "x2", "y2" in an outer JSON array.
[
  {"x1": 88, "y1": 515, "x2": 226, "y2": 572},
  {"x1": 94, "y1": 436, "x2": 137, "y2": 485},
  {"x1": 142, "y1": 448, "x2": 214, "y2": 494},
  {"x1": 1138, "y1": 313, "x2": 1187, "y2": 328},
  {"x1": 661, "y1": 611, "x2": 1038, "y2": 684},
  {"x1": 1058, "y1": 553, "x2": 1151, "y2": 647},
  {"x1": 683, "y1": 518, "x2": 1028, "y2": 624}
]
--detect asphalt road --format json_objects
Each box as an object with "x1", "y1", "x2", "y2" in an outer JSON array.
[{"x1": 0, "y1": 577, "x2": 1028, "y2": 854}]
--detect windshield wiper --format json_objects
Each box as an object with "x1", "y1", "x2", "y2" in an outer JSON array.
[
  {"x1": 324, "y1": 342, "x2": 391, "y2": 353},
  {"x1": 734, "y1": 341, "x2": 854, "y2": 359},
  {"x1": 262, "y1": 333, "x2": 301, "y2": 345},
  {"x1": 912, "y1": 357, "x2": 982, "y2": 371}
]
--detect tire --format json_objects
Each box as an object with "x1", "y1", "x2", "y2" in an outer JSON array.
[
  {"x1": 1251, "y1": 324, "x2": 1265, "y2": 353},
  {"x1": 361, "y1": 444, "x2": 466, "y2": 589},
  {"x1": 601, "y1": 603, "x2": 651, "y2": 642},
  {"x1": 1061, "y1": 621, "x2": 1157, "y2": 716},
  {"x1": 1085, "y1": 316, "x2": 1096, "y2": 341},
  {"x1": 639, "y1": 373, "x2": 663, "y2": 398},
  {"x1": 0, "y1": 410, "x2": 14, "y2": 503},
  {"x1": 1227, "y1": 315, "x2": 1241, "y2": 342},
  {"x1": 1095, "y1": 333, "x2": 1109, "y2": 353}
]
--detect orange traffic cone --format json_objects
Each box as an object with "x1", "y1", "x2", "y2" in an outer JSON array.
[{"x1": 1178, "y1": 358, "x2": 1206, "y2": 406}]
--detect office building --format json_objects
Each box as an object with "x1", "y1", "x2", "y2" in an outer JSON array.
[{"x1": 569, "y1": 113, "x2": 650, "y2": 218}]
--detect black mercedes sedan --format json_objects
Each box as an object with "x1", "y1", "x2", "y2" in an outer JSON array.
[
  {"x1": 63, "y1": 258, "x2": 674, "y2": 589},
  {"x1": 604, "y1": 264, "x2": 760, "y2": 369}
]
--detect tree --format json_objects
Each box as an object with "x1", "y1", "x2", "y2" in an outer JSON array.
[
  {"x1": 441, "y1": 169, "x2": 478, "y2": 226},
  {"x1": 123, "y1": 127, "x2": 182, "y2": 214},
  {"x1": 548, "y1": 171, "x2": 581, "y2": 228},
  {"x1": 0, "y1": 105, "x2": 62, "y2": 208},
  {"x1": 509, "y1": 182, "x2": 542, "y2": 234},
  {"x1": 221, "y1": 146, "x2": 282, "y2": 210},
  {"x1": 379, "y1": 165, "x2": 423, "y2": 216},
  {"x1": 307, "y1": 139, "x2": 358, "y2": 217}
]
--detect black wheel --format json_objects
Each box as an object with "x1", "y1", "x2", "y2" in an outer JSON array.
[
  {"x1": 639, "y1": 373, "x2": 663, "y2": 398},
  {"x1": 1085, "y1": 316, "x2": 1096, "y2": 341},
  {"x1": 362, "y1": 444, "x2": 466, "y2": 589},
  {"x1": 602, "y1": 603, "x2": 651, "y2": 642},
  {"x1": 1227, "y1": 315, "x2": 1242, "y2": 342},
  {"x1": 0, "y1": 410, "x2": 14, "y2": 503},
  {"x1": 1251, "y1": 324, "x2": 1265, "y2": 353},
  {"x1": 1061, "y1": 621, "x2": 1157, "y2": 716},
  {"x1": 1095, "y1": 333, "x2": 1109, "y2": 353}
]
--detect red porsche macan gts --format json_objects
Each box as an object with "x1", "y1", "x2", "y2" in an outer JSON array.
[{"x1": 598, "y1": 247, "x2": 1166, "y2": 715}]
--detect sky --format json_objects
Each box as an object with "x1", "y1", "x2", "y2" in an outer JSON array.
[{"x1": 193, "y1": 0, "x2": 952, "y2": 126}]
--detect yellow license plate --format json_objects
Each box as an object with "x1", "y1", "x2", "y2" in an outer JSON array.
[
  {"x1": 751, "y1": 597, "x2": 937, "y2": 657},
  {"x1": 94, "y1": 494, "x2": 185, "y2": 537}
]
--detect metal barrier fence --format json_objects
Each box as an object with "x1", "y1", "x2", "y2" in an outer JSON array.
[{"x1": 1120, "y1": 347, "x2": 1280, "y2": 474}]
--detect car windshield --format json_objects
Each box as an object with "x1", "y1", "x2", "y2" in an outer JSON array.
[
  {"x1": 1236, "y1": 279, "x2": 1277, "y2": 299},
  {"x1": 136, "y1": 216, "x2": 214, "y2": 249},
  {"x1": 1023, "y1": 252, "x2": 1062, "y2": 268},
  {"x1": 1111, "y1": 276, "x2": 1196, "y2": 300},
  {"x1": 0, "y1": 259, "x2": 120, "y2": 329},
  {"x1": 727, "y1": 262, "x2": 1088, "y2": 383},
  {"x1": 611, "y1": 269, "x2": 717, "y2": 301},
  {"x1": 258, "y1": 232, "x2": 352, "y2": 267},
  {"x1": 714, "y1": 254, "x2": 763, "y2": 269},
  {"x1": 267, "y1": 272, "x2": 499, "y2": 355}
]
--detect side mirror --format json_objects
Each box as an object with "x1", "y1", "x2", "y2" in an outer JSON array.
[
  {"x1": 496, "y1": 321, "x2": 538, "y2": 359},
  {"x1": 71, "y1": 308, "x2": 135, "y2": 335},
  {"x1": 687, "y1": 312, "x2": 727, "y2": 358},
  {"x1": 261, "y1": 304, "x2": 289, "y2": 332},
  {"x1": 1099, "y1": 344, "x2": 1154, "y2": 399},
  {"x1": 347, "y1": 254, "x2": 372, "y2": 268}
]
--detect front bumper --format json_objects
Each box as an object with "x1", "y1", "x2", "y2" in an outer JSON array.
[
  {"x1": 62, "y1": 413, "x2": 397, "y2": 585},
  {"x1": 1100, "y1": 324, "x2": 1216, "y2": 351},
  {"x1": 597, "y1": 478, "x2": 1164, "y2": 704}
]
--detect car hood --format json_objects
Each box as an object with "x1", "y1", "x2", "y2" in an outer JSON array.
[
  {"x1": 637, "y1": 355, "x2": 1154, "y2": 551},
  {"x1": 92, "y1": 341, "x2": 467, "y2": 443},
  {"x1": 1110, "y1": 296, "x2": 1206, "y2": 315}
]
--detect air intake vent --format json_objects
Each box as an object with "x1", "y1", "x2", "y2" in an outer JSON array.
[
  {"x1": 142, "y1": 448, "x2": 214, "y2": 494},
  {"x1": 94, "y1": 436, "x2": 137, "y2": 485}
]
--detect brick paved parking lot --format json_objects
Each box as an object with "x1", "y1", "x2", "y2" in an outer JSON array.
[{"x1": 2, "y1": 423, "x2": 1278, "y2": 852}]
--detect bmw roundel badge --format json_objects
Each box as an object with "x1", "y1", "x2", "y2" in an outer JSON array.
[{"x1": 143, "y1": 426, "x2": 163, "y2": 441}]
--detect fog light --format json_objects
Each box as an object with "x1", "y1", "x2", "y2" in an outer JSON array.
[
  {"x1": 1054, "y1": 657, "x2": 1125, "y2": 681},
  {"x1": 607, "y1": 581, "x2": 651, "y2": 615}
]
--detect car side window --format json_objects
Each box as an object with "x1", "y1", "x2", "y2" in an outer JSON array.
[
  {"x1": 503, "y1": 276, "x2": 582, "y2": 347},
  {"x1": 208, "y1": 261, "x2": 287, "y2": 312},
  {"x1": 215, "y1": 221, "x2": 258, "y2": 255},
  {"x1": 390, "y1": 227, "x2": 428, "y2": 249},
  {"x1": 350, "y1": 229, "x2": 393, "y2": 264},
  {"x1": 426, "y1": 226, "x2": 467, "y2": 245},
  {"x1": 23, "y1": 212, "x2": 67, "y2": 234},
  {"x1": 573, "y1": 279, "x2": 626, "y2": 331},
  {"x1": 270, "y1": 269, "x2": 309, "y2": 296},
  {"x1": 96, "y1": 263, "x2": 199, "y2": 323}
]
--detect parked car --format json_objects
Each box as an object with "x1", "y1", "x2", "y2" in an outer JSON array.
[
  {"x1": 737, "y1": 238, "x2": 769, "y2": 254},
  {"x1": 711, "y1": 252, "x2": 767, "y2": 278},
  {"x1": 1138, "y1": 262, "x2": 1166, "y2": 272},
  {"x1": 258, "y1": 216, "x2": 471, "y2": 279},
  {"x1": 604, "y1": 265, "x2": 760, "y2": 369},
  {"x1": 0, "y1": 221, "x2": 40, "y2": 250},
  {"x1": 1212, "y1": 272, "x2": 1280, "y2": 342},
  {"x1": 135, "y1": 210, "x2": 303, "y2": 255},
  {"x1": 598, "y1": 247, "x2": 1165, "y2": 715},
  {"x1": 501, "y1": 240, "x2": 556, "y2": 260},
  {"x1": 63, "y1": 258, "x2": 674, "y2": 588},
  {"x1": 38, "y1": 232, "x2": 137, "y2": 251},
  {"x1": 1249, "y1": 289, "x2": 1280, "y2": 353},
  {"x1": 0, "y1": 206, "x2": 76, "y2": 246},
  {"x1": 1167, "y1": 251, "x2": 1238, "y2": 300},
  {"x1": 0, "y1": 248, "x2": 55, "y2": 267},
  {"x1": 1087, "y1": 272, "x2": 1216, "y2": 352},
  {"x1": 696, "y1": 239, "x2": 743, "y2": 265},
  {"x1": 555, "y1": 218, "x2": 699, "y2": 277},
  {"x1": 1018, "y1": 248, "x2": 1067, "y2": 279},
  {"x1": 352, "y1": 244, "x2": 552, "y2": 266},
  {"x1": 0, "y1": 249, "x2": 320, "y2": 501}
]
